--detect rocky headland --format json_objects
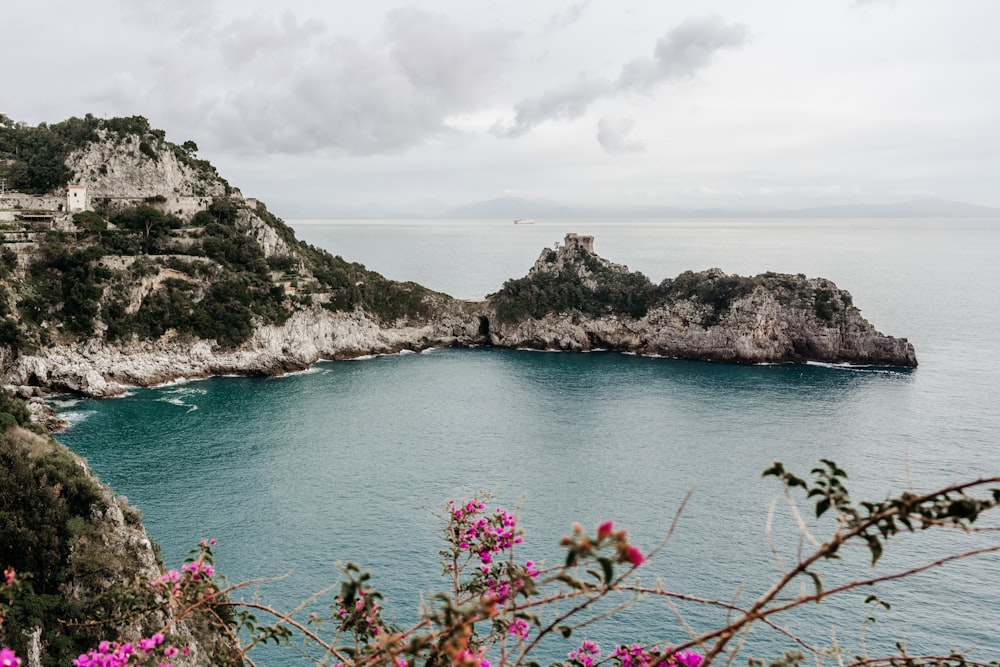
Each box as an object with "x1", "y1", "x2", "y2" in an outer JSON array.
[
  {"x1": 0, "y1": 115, "x2": 916, "y2": 405},
  {"x1": 484, "y1": 233, "x2": 916, "y2": 366}
]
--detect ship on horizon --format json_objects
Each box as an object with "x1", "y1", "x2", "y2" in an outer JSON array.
[{"x1": 514, "y1": 218, "x2": 534, "y2": 225}]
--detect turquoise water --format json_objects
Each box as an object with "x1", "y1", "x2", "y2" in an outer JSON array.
[{"x1": 56, "y1": 219, "x2": 1000, "y2": 662}]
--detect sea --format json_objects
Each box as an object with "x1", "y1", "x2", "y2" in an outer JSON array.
[{"x1": 54, "y1": 218, "x2": 1000, "y2": 664}]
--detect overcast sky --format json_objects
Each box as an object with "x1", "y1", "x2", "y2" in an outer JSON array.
[{"x1": 5, "y1": 0, "x2": 1000, "y2": 216}]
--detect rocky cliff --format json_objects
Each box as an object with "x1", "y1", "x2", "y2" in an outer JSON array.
[
  {"x1": 6, "y1": 301, "x2": 482, "y2": 397},
  {"x1": 3, "y1": 232, "x2": 916, "y2": 401}
]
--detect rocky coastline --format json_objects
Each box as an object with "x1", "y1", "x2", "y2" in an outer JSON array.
[
  {"x1": 4, "y1": 235, "x2": 917, "y2": 408},
  {"x1": 0, "y1": 118, "x2": 916, "y2": 409}
]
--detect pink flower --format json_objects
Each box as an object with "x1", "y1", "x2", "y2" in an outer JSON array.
[
  {"x1": 524, "y1": 560, "x2": 539, "y2": 578},
  {"x1": 671, "y1": 650, "x2": 703, "y2": 667},
  {"x1": 456, "y1": 648, "x2": 490, "y2": 667},
  {"x1": 568, "y1": 640, "x2": 601, "y2": 667},
  {"x1": 138, "y1": 633, "x2": 165, "y2": 654},
  {"x1": 626, "y1": 545, "x2": 645, "y2": 566},
  {"x1": 509, "y1": 618, "x2": 530, "y2": 639},
  {"x1": 597, "y1": 521, "x2": 614, "y2": 540},
  {"x1": 1, "y1": 647, "x2": 22, "y2": 667}
]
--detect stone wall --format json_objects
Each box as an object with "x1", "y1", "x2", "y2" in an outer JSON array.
[{"x1": 0, "y1": 194, "x2": 66, "y2": 211}]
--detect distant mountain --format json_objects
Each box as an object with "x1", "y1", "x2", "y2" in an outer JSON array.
[
  {"x1": 439, "y1": 197, "x2": 1000, "y2": 220},
  {"x1": 779, "y1": 199, "x2": 1000, "y2": 218}
]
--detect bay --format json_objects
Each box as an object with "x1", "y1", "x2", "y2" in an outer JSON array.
[{"x1": 55, "y1": 218, "x2": 1000, "y2": 663}]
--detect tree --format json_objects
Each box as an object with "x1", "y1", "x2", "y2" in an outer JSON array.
[{"x1": 112, "y1": 205, "x2": 179, "y2": 253}]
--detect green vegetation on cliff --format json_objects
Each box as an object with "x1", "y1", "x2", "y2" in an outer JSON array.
[
  {"x1": 0, "y1": 389, "x2": 239, "y2": 667},
  {"x1": 491, "y1": 249, "x2": 655, "y2": 322},
  {"x1": 0, "y1": 412, "x2": 121, "y2": 665},
  {"x1": 490, "y1": 246, "x2": 853, "y2": 328}
]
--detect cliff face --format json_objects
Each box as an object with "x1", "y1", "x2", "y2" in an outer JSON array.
[
  {"x1": 0, "y1": 232, "x2": 916, "y2": 400},
  {"x1": 67, "y1": 130, "x2": 227, "y2": 202},
  {"x1": 485, "y1": 287, "x2": 916, "y2": 365}
]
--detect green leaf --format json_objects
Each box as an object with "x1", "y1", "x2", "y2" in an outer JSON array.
[
  {"x1": 598, "y1": 557, "x2": 614, "y2": 585},
  {"x1": 806, "y1": 570, "x2": 823, "y2": 599},
  {"x1": 867, "y1": 536, "x2": 883, "y2": 564},
  {"x1": 815, "y1": 497, "x2": 831, "y2": 518},
  {"x1": 762, "y1": 463, "x2": 784, "y2": 478}
]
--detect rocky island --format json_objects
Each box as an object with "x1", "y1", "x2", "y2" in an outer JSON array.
[{"x1": 0, "y1": 115, "x2": 915, "y2": 405}]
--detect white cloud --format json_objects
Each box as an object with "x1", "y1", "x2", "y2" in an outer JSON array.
[
  {"x1": 7, "y1": 0, "x2": 1000, "y2": 211},
  {"x1": 93, "y1": 7, "x2": 518, "y2": 155},
  {"x1": 596, "y1": 116, "x2": 645, "y2": 154},
  {"x1": 616, "y1": 15, "x2": 749, "y2": 93},
  {"x1": 492, "y1": 76, "x2": 611, "y2": 138},
  {"x1": 493, "y1": 15, "x2": 747, "y2": 143},
  {"x1": 545, "y1": 1, "x2": 592, "y2": 31}
]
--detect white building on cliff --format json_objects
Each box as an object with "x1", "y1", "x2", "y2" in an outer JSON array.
[{"x1": 67, "y1": 184, "x2": 88, "y2": 212}]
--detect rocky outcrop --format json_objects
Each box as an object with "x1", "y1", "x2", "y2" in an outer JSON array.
[
  {"x1": 2, "y1": 117, "x2": 918, "y2": 401},
  {"x1": 235, "y1": 204, "x2": 294, "y2": 259},
  {"x1": 2, "y1": 234, "x2": 916, "y2": 401},
  {"x1": 483, "y1": 235, "x2": 917, "y2": 367},
  {"x1": 485, "y1": 290, "x2": 916, "y2": 366}
]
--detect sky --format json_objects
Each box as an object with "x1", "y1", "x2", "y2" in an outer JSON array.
[{"x1": 4, "y1": 0, "x2": 1000, "y2": 217}]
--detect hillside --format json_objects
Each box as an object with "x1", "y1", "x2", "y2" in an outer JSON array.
[{"x1": 1, "y1": 115, "x2": 474, "y2": 395}]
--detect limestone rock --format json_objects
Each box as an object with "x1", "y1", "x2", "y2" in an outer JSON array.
[{"x1": 66, "y1": 130, "x2": 225, "y2": 201}]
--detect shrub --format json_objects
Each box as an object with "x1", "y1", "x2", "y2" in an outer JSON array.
[
  {"x1": 491, "y1": 255, "x2": 655, "y2": 323},
  {"x1": 72, "y1": 211, "x2": 107, "y2": 233},
  {"x1": 0, "y1": 413, "x2": 17, "y2": 430}
]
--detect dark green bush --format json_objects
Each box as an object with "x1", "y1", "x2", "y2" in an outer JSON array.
[
  {"x1": 491, "y1": 254, "x2": 655, "y2": 323},
  {"x1": 0, "y1": 413, "x2": 18, "y2": 430},
  {"x1": 72, "y1": 211, "x2": 107, "y2": 233}
]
